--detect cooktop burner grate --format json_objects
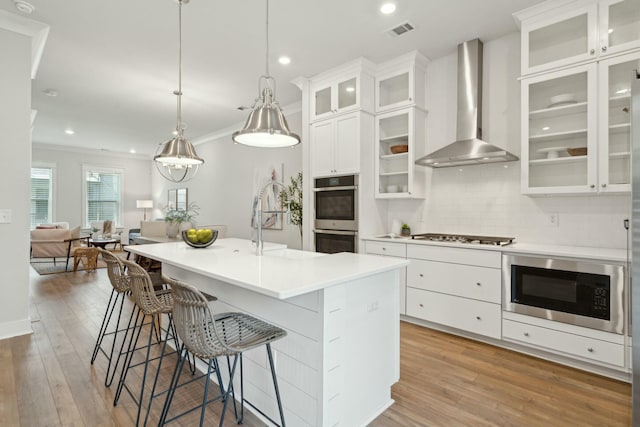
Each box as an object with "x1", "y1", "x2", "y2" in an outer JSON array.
[{"x1": 410, "y1": 233, "x2": 514, "y2": 246}]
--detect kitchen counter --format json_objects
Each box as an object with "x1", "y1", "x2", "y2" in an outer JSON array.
[
  {"x1": 126, "y1": 237, "x2": 408, "y2": 426},
  {"x1": 127, "y1": 237, "x2": 408, "y2": 299},
  {"x1": 363, "y1": 235, "x2": 627, "y2": 263}
]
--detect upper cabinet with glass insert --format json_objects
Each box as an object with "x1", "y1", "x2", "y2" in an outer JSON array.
[
  {"x1": 515, "y1": 0, "x2": 640, "y2": 76},
  {"x1": 375, "y1": 51, "x2": 429, "y2": 113},
  {"x1": 310, "y1": 58, "x2": 375, "y2": 122}
]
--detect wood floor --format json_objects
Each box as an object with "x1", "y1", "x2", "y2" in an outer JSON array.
[{"x1": 0, "y1": 267, "x2": 631, "y2": 426}]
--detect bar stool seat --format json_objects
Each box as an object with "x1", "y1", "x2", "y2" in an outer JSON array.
[
  {"x1": 160, "y1": 277, "x2": 287, "y2": 427},
  {"x1": 90, "y1": 248, "x2": 133, "y2": 387},
  {"x1": 114, "y1": 259, "x2": 181, "y2": 427}
]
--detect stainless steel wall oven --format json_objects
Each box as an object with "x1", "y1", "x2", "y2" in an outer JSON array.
[
  {"x1": 313, "y1": 175, "x2": 358, "y2": 254},
  {"x1": 503, "y1": 254, "x2": 625, "y2": 334}
]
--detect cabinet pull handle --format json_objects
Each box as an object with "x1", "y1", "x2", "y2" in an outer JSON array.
[
  {"x1": 601, "y1": 183, "x2": 607, "y2": 188},
  {"x1": 601, "y1": 46, "x2": 607, "y2": 52},
  {"x1": 409, "y1": 97, "x2": 412, "y2": 101},
  {"x1": 476, "y1": 316, "x2": 481, "y2": 320},
  {"x1": 590, "y1": 184, "x2": 595, "y2": 188},
  {"x1": 587, "y1": 347, "x2": 594, "y2": 353},
  {"x1": 419, "y1": 303, "x2": 424, "y2": 308},
  {"x1": 524, "y1": 332, "x2": 529, "y2": 337},
  {"x1": 590, "y1": 48, "x2": 595, "y2": 55}
]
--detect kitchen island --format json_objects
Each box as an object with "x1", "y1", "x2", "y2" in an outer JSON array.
[{"x1": 126, "y1": 238, "x2": 408, "y2": 426}]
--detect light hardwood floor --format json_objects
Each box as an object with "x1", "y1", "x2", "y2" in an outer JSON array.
[{"x1": 0, "y1": 267, "x2": 631, "y2": 426}]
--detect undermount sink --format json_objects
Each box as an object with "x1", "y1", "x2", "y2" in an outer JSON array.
[{"x1": 264, "y1": 249, "x2": 326, "y2": 260}]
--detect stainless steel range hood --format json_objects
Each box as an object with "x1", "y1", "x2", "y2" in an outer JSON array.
[{"x1": 415, "y1": 39, "x2": 518, "y2": 168}]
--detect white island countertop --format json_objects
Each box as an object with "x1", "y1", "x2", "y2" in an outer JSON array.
[{"x1": 127, "y1": 238, "x2": 409, "y2": 299}]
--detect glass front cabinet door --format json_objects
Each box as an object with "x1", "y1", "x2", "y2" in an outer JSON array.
[
  {"x1": 599, "y1": 0, "x2": 640, "y2": 57},
  {"x1": 521, "y1": 64, "x2": 598, "y2": 194}
]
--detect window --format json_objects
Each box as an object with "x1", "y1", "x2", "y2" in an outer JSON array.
[
  {"x1": 30, "y1": 166, "x2": 54, "y2": 229},
  {"x1": 82, "y1": 166, "x2": 123, "y2": 227}
]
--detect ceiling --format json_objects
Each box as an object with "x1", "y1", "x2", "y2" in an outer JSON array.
[{"x1": 1, "y1": 0, "x2": 545, "y2": 157}]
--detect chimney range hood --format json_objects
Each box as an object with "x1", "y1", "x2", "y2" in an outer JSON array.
[{"x1": 415, "y1": 39, "x2": 518, "y2": 168}]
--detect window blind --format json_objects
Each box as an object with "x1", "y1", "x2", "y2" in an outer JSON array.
[
  {"x1": 31, "y1": 167, "x2": 53, "y2": 228},
  {"x1": 85, "y1": 170, "x2": 121, "y2": 226}
]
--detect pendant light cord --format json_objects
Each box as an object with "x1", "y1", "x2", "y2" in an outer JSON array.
[
  {"x1": 176, "y1": 0, "x2": 183, "y2": 133},
  {"x1": 265, "y1": 0, "x2": 269, "y2": 78}
]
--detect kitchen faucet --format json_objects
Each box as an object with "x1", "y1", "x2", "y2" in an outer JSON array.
[{"x1": 254, "y1": 180, "x2": 290, "y2": 255}]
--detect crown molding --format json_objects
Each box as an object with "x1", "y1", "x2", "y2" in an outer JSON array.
[{"x1": 0, "y1": 9, "x2": 49, "y2": 78}]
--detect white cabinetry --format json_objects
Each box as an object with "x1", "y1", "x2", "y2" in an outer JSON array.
[
  {"x1": 364, "y1": 240, "x2": 407, "y2": 315},
  {"x1": 521, "y1": 51, "x2": 638, "y2": 194},
  {"x1": 515, "y1": 0, "x2": 640, "y2": 76},
  {"x1": 405, "y1": 244, "x2": 502, "y2": 339},
  {"x1": 503, "y1": 312, "x2": 625, "y2": 368},
  {"x1": 310, "y1": 60, "x2": 375, "y2": 122},
  {"x1": 375, "y1": 51, "x2": 428, "y2": 113},
  {"x1": 375, "y1": 108, "x2": 427, "y2": 198},
  {"x1": 311, "y1": 112, "x2": 365, "y2": 177}
]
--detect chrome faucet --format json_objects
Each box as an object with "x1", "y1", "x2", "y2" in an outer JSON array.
[{"x1": 254, "y1": 180, "x2": 291, "y2": 255}]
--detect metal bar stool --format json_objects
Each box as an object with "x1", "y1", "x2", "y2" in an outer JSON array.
[
  {"x1": 159, "y1": 277, "x2": 287, "y2": 427},
  {"x1": 90, "y1": 248, "x2": 135, "y2": 387},
  {"x1": 113, "y1": 259, "x2": 180, "y2": 427}
]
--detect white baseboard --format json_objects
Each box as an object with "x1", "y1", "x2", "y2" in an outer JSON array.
[{"x1": 0, "y1": 318, "x2": 33, "y2": 340}]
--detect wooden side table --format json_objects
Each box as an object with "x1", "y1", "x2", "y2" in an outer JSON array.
[{"x1": 73, "y1": 247, "x2": 99, "y2": 272}]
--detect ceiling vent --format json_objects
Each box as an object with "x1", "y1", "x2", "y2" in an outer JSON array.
[{"x1": 386, "y1": 22, "x2": 415, "y2": 37}]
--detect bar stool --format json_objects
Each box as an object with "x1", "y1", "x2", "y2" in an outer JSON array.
[
  {"x1": 90, "y1": 248, "x2": 133, "y2": 386},
  {"x1": 114, "y1": 259, "x2": 180, "y2": 426},
  {"x1": 159, "y1": 277, "x2": 287, "y2": 427}
]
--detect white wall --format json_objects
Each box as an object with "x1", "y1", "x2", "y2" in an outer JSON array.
[
  {"x1": 151, "y1": 112, "x2": 304, "y2": 249},
  {"x1": 386, "y1": 33, "x2": 630, "y2": 249},
  {"x1": 32, "y1": 144, "x2": 153, "y2": 235},
  {"x1": 0, "y1": 28, "x2": 33, "y2": 338}
]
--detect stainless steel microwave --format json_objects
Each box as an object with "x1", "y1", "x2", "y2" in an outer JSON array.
[{"x1": 503, "y1": 254, "x2": 625, "y2": 334}]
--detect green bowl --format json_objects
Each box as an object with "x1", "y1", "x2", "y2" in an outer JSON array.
[{"x1": 181, "y1": 229, "x2": 218, "y2": 248}]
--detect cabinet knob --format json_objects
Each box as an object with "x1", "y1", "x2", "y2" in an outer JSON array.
[
  {"x1": 382, "y1": 247, "x2": 386, "y2": 251},
  {"x1": 587, "y1": 347, "x2": 594, "y2": 353},
  {"x1": 590, "y1": 48, "x2": 595, "y2": 55},
  {"x1": 601, "y1": 46, "x2": 607, "y2": 52},
  {"x1": 419, "y1": 273, "x2": 424, "y2": 277},
  {"x1": 601, "y1": 183, "x2": 607, "y2": 188},
  {"x1": 590, "y1": 184, "x2": 595, "y2": 188},
  {"x1": 524, "y1": 332, "x2": 529, "y2": 337},
  {"x1": 476, "y1": 316, "x2": 481, "y2": 320},
  {"x1": 476, "y1": 282, "x2": 481, "y2": 286},
  {"x1": 419, "y1": 303, "x2": 424, "y2": 308},
  {"x1": 409, "y1": 97, "x2": 412, "y2": 101}
]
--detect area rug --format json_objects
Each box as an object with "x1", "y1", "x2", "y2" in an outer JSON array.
[{"x1": 30, "y1": 251, "x2": 128, "y2": 275}]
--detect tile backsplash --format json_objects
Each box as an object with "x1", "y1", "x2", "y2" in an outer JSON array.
[{"x1": 386, "y1": 161, "x2": 630, "y2": 249}]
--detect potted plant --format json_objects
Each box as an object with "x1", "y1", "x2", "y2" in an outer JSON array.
[
  {"x1": 279, "y1": 172, "x2": 303, "y2": 241},
  {"x1": 401, "y1": 223, "x2": 411, "y2": 236},
  {"x1": 164, "y1": 202, "x2": 199, "y2": 238}
]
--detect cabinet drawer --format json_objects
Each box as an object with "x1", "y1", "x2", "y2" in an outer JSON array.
[
  {"x1": 407, "y1": 259, "x2": 501, "y2": 303},
  {"x1": 407, "y1": 244, "x2": 501, "y2": 268},
  {"x1": 365, "y1": 241, "x2": 406, "y2": 258},
  {"x1": 406, "y1": 287, "x2": 501, "y2": 339},
  {"x1": 503, "y1": 319, "x2": 625, "y2": 367}
]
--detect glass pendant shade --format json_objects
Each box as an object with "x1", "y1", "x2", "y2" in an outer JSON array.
[{"x1": 232, "y1": 87, "x2": 300, "y2": 148}]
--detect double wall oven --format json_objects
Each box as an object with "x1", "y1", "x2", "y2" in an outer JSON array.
[
  {"x1": 313, "y1": 175, "x2": 358, "y2": 254},
  {"x1": 503, "y1": 254, "x2": 625, "y2": 334}
]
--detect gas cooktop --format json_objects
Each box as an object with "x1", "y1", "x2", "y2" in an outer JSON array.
[{"x1": 410, "y1": 233, "x2": 515, "y2": 246}]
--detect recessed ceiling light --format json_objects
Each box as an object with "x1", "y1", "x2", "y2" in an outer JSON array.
[
  {"x1": 345, "y1": 86, "x2": 355, "y2": 93},
  {"x1": 64, "y1": 129, "x2": 75, "y2": 135},
  {"x1": 14, "y1": 0, "x2": 34, "y2": 14},
  {"x1": 380, "y1": 2, "x2": 396, "y2": 14},
  {"x1": 278, "y1": 56, "x2": 291, "y2": 65},
  {"x1": 43, "y1": 89, "x2": 58, "y2": 97},
  {"x1": 129, "y1": 149, "x2": 136, "y2": 154},
  {"x1": 542, "y1": 126, "x2": 550, "y2": 131}
]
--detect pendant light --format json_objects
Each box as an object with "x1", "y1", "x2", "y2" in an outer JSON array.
[
  {"x1": 154, "y1": 0, "x2": 204, "y2": 183},
  {"x1": 232, "y1": 0, "x2": 300, "y2": 148}
]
